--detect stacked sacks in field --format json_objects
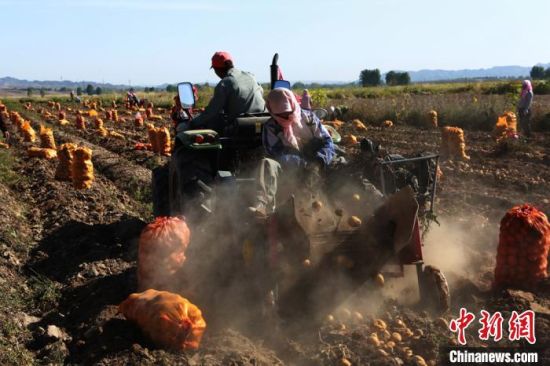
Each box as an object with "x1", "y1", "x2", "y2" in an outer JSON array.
[
  {"x1": 72, "y1": 147, "x2": 94, "y2": 189},
  {"x1": 137, "y1": 216, "x2": 190, "y2": 291},
  {"x1": 440, "y1": 126, "x2": 470, "y2": 160},
  {"x1": 119, "y1": 289, "x2": 206, "y2": 350},
  {"x1": 492, "y1": 112, "x2": 518, "y2": 143},
  {"x1": 21, "y1": 120, "x2": 36, "y2": 142},
  {"x1": 494, "y1": 204, "x2": 550, "y2": 289},
  {"x1": 147, "y1": 124, "x2": 170, "y2": 155},
  {"x1": 55, "y1": 143, "x2": 77, "y2": 181},
  {"x1": 429, "y1": 110, "x2": 438, "y2": 128},
  {"x1": 39, "y1": 125, "x2": 56, "y2": 149}
]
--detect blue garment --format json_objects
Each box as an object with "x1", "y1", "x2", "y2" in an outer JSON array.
[{"x1": 262, "y1": 109, "x2": 335, "y2": 168}]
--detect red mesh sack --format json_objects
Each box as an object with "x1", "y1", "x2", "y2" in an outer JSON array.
[
  {"x1": 138, "y1": 216, "x2": 190, "y2": 291},
  {"x1": 494, "y1": 204, "x2": 550, "y2": 289}
]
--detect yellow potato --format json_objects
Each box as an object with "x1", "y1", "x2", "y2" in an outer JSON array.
[
  {"x1": 373, "y1": 319, "x2": 387, "y2": 331},
  {"x1": 375, "y1": 273, "x2": 385, "y2": 287},
  {"x1": 348, "y1": 216, "x2": 362, "y2": 228},
  {"x1": 312, "y1": 200, "x2": 323, "y2": 211}
]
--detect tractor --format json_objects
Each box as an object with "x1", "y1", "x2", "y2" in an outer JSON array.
[{"x1": 151, "y1": 54, "x2": 450, "y2": 325}]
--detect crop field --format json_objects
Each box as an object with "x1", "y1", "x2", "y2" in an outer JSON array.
[{"x1": 0, "y1": 86, "x2": 549, "y2": 365}]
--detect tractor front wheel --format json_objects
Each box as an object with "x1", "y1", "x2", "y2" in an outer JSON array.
[{"x1": 420, "y1": 265, "x2": 450, "y2": 314}]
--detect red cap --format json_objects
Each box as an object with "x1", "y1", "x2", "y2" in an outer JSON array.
[{"x1": 211, "y1": 51, "x2": 233, "y2": 69}]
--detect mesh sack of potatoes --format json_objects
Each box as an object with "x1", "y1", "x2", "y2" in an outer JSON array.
[
  {"x1": 21, "y1": 121, "x2": 36, "y2": 142},
  {"x1": 138, "y1": 216, "x2": 190, "y2": 291},
  {"x1": 494, "y1": 204, "x2": 550, "y2": 289},
  {"x1": 75, "y1": 115, "x2": 86, "y2": 130},
  {"x1": 134, "y1": 112, "x2": 144, "y2": 127},
  {"x1": 72, "y1": 146, "x2": 94, "y2": 189},
  {"x1": 119, "y1": 289, "x2": 206, "y2": 351},
  {"x1": 441, "y1": 126, "x2": 469, "y2": 160},
  {"x1": 147, "y1": 124, "x2": 160, "y2": 153},
  {"x1": 39, "y1": 125, "x2": 56, "y2": 149},
  {"x1": 55, "y1": 143, "x2": 77, "y2": 181},
  {"x1": 156, "y1": 127, "x2": 171, "y2": 156},
  {"x1": 94, "y1": 117, "x2": 104, "y2": 130},
  {"x1": 28, "y1": 147, "x2": 57, "y2": 159},
  {"x1": 428, "y1": 110, "x2": 438, "y2": 128}
]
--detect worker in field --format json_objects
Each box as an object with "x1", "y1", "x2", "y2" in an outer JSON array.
[
  {"x1": 249, "y1": 88, "x2": 335, "y2": 218},
  {"x1": 186, "y1": 51, "x2": 266, "y2": 132},
  {"x1": 517, "y1": 79, "x2": 534, "y2": 137}
]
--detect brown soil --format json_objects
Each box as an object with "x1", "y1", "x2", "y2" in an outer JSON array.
[{"x1": 1, "y1": 100, "x2": 549, "y2": 365}]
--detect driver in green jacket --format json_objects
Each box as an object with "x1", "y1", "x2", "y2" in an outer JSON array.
[{"x1": 186, "y1": 51, "x2": 266, "y2": 133}]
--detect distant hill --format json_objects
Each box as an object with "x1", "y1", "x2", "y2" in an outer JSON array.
[
  {"x1": 407, "y1": 63, "x2": 550, "y2": 82},
  {"x1": 2, "y1": 63, "x2": 550, "y2": 88},
  {"x1": 0, "y1": 77, "x2": 131, "y2": 90}
]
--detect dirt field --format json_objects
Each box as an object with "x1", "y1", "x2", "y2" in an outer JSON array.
[{"x1": 0, "y1": 98, "x2": 548, "y2": 365}]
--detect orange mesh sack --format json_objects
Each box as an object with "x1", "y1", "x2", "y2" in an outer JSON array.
[
  {"x1": 76, "y1": 115, "x2": 86, "y2": 130},
  {"x1": 55, "y1": 143, "x2": 76, "y2": 181},
  {"x1": 134, "y1": 112, "x2": 144, "y2": 127},
  {"x1": 98, "y1": 127, "x2": 108, "y2": 137},
  {"x1": 21, "y1": 121, "x2": 36, "y2": 142},
  {"x1": 119, "y1": 289, "x2": 206, "y2": 350},
  {"x1": 441, "y1": 127, "x2": 469, "y2": 160},
  {"x1": 39, "y1": 125, "x2": 56, "y2": 149},
  {"x1": 94, "y1": 118, "x2": 104, "y2": 130},
  {"x1": 494, "y1": 204, "x2": 550, "y2": 289},
  {"x1": 105, "y1": 110, "x2": 112, "y2": 121},
  {"x1": 146, "y1": 107, "x2": 153, "y2": 119},
  {"x1": 58, "y1": 111, "x2": 66, "y2": 120},
  {"x1": 429, "y1": 110, "x2": 438, "y2": 128},
  {"x1": 156, "y1": 127, "x2": 171, "y2": 156},
  {"x1": 28, "y1": 147, "x2": 57, "y2": 159},
  {"x1": 138, "y1": 216, "x2": 190, "y2": 291},
  {"x1": 147, "y1": 124, "x2": 159, "y2": 153},
  {"x1": 72, "y1": 147, "x2": 94, "y2": 189},
  {"x1": 112, "y1": 110, "x2": 119, "y2": 122}
]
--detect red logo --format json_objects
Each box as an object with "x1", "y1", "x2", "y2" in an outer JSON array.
[
  {"x1": 449, "y1": 308, "x2": 476, "y2": 345},
  {"x1": 478, "y1": 310, "x2": 504, "y2": 342},
  {"x1": 508, "y1": 310, "x2": 536, "y2": 344}
]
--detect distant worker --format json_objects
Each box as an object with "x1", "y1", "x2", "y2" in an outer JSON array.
[
  {"x1": 249, "y1": 88, "x2": 335, "y2": 217},
  {"x1": 70, "y1": 90, "x2": 75, "y2": 101},
  {"x1": 127, "y1": 89, "x2": 140, "y2": 106},
  {"x1": 186, "y1": 51, "x2": 266, "y2": 133},
  {"x1": 517, "y1": 80, "x2": 534, "y2": 137}
]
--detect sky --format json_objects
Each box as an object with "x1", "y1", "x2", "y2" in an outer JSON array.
[{"x1": 1, "y1": 0, "x2": 549, "y2": 85}]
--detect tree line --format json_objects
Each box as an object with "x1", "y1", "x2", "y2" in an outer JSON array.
[
  {"x1": 530, "y1": 66, "x2": 550, "y2": 80},
  {"x1": 359, "y1": 69, "x2": 411, "y2": 87}
]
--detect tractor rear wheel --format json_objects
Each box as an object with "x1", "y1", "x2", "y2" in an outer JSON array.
[{"x1": 421, "y1": 265, "x2": 450, "y2": 314}]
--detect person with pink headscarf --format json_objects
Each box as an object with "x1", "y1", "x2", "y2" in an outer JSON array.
[
  {"x1": 249, "y1": 88, "x2": 335, "y2": 217},
  {"x1": 517, "y1": 80, "x2": 534, "y2": 137}
]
